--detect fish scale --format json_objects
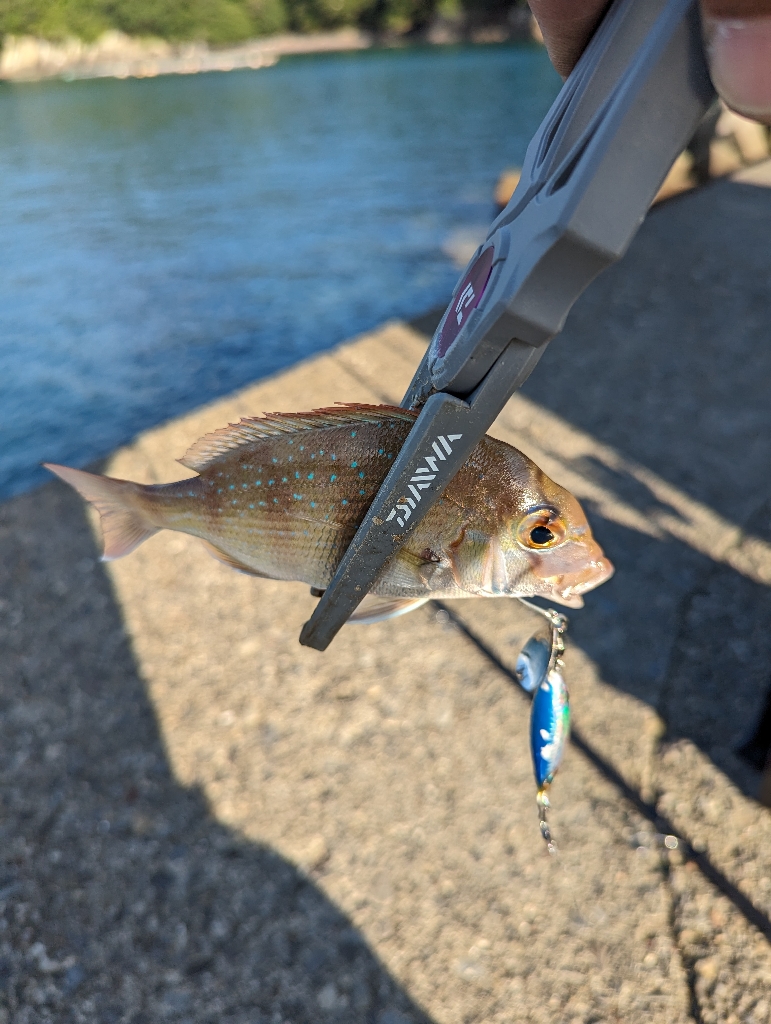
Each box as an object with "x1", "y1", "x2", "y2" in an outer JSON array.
[{"x1": 187, "y1": 414, "x2": 412, "y2": 586}]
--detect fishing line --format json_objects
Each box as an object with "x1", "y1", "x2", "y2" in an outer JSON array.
[{"x1": 430, "y1": 599, "x2": 771, "y2": 944}]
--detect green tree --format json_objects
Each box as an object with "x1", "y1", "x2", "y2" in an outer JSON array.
[{"x1": 0, "y1": 0, "x2": 522, "y2": 46}]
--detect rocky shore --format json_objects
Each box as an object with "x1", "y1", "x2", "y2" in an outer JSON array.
[
  {"x1": 0, "y1": 12, "x2": 537, "y2": 83},
  {"x1": 0, "y1": 28, "x2": 371, "y2": 82}
]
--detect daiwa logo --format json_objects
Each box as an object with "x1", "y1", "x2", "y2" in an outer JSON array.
[
  {"x1": 455, "y1": 283, "x2": 475, "y2": 326},
  {"x1": 385, "y1": 433, "x2": 463, "y2": 528}
]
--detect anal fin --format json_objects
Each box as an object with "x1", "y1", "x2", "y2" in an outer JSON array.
[{"x1": 200, "y1": 541, "x2": 276, "y2": 579}]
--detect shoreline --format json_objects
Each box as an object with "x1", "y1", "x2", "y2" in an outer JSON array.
[{"x1": 0, "y1": 17, "x2": 537, "y2": 83}]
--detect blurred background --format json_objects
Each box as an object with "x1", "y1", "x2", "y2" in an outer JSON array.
[{"x1": 3, "y1": 5, "x2": 771, "y2": 1024}]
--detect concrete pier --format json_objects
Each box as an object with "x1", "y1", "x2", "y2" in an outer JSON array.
[{"x1": 2, "y1": 175, "x2": 771, "y2": 1023}]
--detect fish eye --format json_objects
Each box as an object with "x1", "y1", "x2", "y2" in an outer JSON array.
[
  {"x1": 516, "y1": 508, "x2": 566, "y2": 550},
  {"x1": 530, "y1": 525, "x2": 554, "y2": 545}
]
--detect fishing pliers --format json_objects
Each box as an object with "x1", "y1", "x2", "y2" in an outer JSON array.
[{"x1": 300, "y1": 0, "x2": 716, "y2": 651}]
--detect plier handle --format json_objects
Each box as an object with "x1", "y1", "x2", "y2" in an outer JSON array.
[{"x1": 301, "y1": 0, "x2": 716, "y2": 651}]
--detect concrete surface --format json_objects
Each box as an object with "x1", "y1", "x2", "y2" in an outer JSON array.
[{"x1": 2, "y1": 175, "x2": 771, "y2": 1024}]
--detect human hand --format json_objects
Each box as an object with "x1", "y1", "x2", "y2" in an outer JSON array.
[{"x1": 528, "y1": 0, "x2": 771, "y2": 125}]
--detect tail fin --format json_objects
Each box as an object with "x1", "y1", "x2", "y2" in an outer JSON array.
[{"x1": 44, "y1": 463, "x2": 159, "y2": 560}]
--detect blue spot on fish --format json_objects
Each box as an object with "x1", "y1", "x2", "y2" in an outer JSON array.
[
  {"x1": 242, "y1": 483, "x2": 248, "y2": 489},
  {"x1": 272, "y1": 457, "x2": 278, "y2": 463},
  {"x1": 255, "y1": 480, "x2": 261, "y2": 486},
  {"x1": 310, "y1": 501, "x2": 316, "y2": 508},
  {"x1": 295, "y1": 471, "x2": 300, "y2": 479},
  {"x1": 358, "y1": 471, "x2": 364, "y2": 479},
  {"x1": 351, "y1": 430, "x2": 357, "y2": 437},
  {"x1": 342, "y1": 499, "x2": 348, "y2": 506},
  {"x1": 330, "y1": 474, "x2": 337, "y2": 482},
  {"x1": 293, "y1": 494, "x2": 302, "y2": 500},
  {"x1": 229, "y1": 484, "x2": 235, "y2": 490},
  {"x1": 378, "y1": 448, "x2": 384, "y2": 455},
  {"x1": 351, "y1": 461, "x2": 358, "y2": 468},
  {"x1": 268, "y1": 480, "x2": 274, "y2": 486},
  {"x1": 249, "y1": 503, "x2": 255, "y2": 509},
  {"x1": 331, "y1": 454, "x2": 336, "y2": 461},
  {"x1": 307, "y1": 473, "x2": 314, "y2": 480},
  {"x1": 282, "y1": 477, "x2": 288, "y2": 483}
]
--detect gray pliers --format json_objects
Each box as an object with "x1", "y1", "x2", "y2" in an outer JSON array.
[{"x1": 301, "y1": 0, "x2": 716, "y2": 651}]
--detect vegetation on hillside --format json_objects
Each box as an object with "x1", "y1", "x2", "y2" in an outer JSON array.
[{"x1": 0, "y1": 0, "x2": 524, "y2": 43}]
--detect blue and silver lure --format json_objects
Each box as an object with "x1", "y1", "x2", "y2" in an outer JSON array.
[{"x1": 515, "y1": 603, "x2": 569, "y2": 855}]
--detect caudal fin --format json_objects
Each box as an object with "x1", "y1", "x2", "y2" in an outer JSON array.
[{"x1": 44, "y1": 463, "x2": 158, "y2": 560}]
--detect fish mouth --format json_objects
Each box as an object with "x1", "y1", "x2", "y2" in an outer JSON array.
[{"x1": 542, "y1": 555, "x2": 615, "y2": 608}]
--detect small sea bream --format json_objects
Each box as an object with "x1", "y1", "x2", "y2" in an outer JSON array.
[{"x1": 45, "y1": 404, "x2": 613, "y2": 622}]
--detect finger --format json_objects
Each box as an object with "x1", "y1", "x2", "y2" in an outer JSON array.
[
  {"x1": 702, "y1": 0, "x2": 771, "y2": 124},
  {"x1": 528, "y1": 0, "x2": 610, "y2": 78}
]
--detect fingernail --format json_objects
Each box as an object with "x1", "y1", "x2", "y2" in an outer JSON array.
[{"x1": 706, "y1": 16, "x2": 771, "y2": 124}]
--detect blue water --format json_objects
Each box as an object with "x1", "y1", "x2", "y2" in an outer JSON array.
[{"x1": 0, "y1": 44, "x2": 559, "y2": 498}]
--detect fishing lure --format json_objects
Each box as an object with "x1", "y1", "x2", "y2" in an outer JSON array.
[{"x1": 515, "y1": 602, "x2": 569, "y2": 855}]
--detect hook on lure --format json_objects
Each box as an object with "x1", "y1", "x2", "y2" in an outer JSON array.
[{"x1": 515, "y1": 599, "x2": 569, "y2": 856}]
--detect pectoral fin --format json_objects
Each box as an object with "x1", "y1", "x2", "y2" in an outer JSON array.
[
  {"x1": 449, "y1": 530, "x2": 508, "y2": 595},
  {"x1": 377, "y1": 547, "x2": 450, "y2": 592}
]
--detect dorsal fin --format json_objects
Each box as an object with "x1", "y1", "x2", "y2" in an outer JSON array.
[{"x1": 178, "y1": 404, "x2": 416, "y2": 472}]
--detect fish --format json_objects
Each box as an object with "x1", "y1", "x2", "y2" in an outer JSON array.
[{"x1": 44, "y1": 403, "x2": 613, "y2": 623}]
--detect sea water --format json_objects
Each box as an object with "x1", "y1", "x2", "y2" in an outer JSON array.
[{"x1": 0, "y1": 44, "x2": 559, "y2": 497}]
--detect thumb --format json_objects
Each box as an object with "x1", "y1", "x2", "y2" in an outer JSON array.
[
  {"x1": 527, "y1": 0, "x2": 609, "y2": 79},
  {"x1": 702, "y1": 0, "x2": 771, "y2": 124}
]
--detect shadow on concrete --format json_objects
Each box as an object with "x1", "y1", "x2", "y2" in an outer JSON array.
[
  {"x1": 410, "y1": 179, "x2": 771, "y2": 800},
  {"x1": 0, "y1": 483, "x2": 434, "y2": 1023}
]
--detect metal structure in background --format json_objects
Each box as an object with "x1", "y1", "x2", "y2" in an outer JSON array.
[{"x1": 300, "y1": 0, "x2": 716, "y2": 651}]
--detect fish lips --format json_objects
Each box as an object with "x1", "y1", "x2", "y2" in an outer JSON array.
[
  {"x1": 529, "y1": 543, "x2": 615, "y2": 608},
  {"x1": 547, "y1": 558, "x2": 615, "y2": 607}
]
